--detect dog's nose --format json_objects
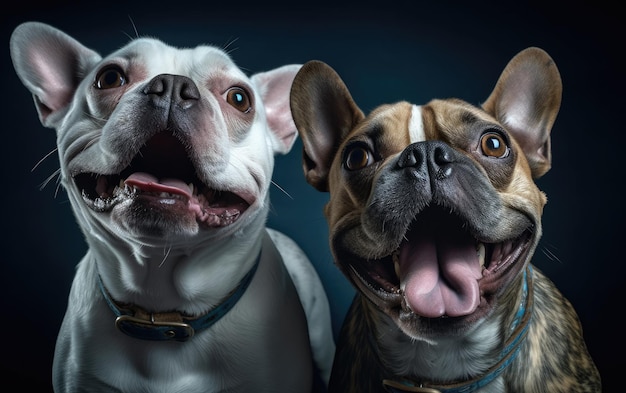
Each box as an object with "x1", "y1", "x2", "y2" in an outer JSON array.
[
  {"x1": 397, "y1": 141, "x2": 454, "y2": 179},
  {"x1": 143, "y1": 74, "x2": 200, "y2": 110}
]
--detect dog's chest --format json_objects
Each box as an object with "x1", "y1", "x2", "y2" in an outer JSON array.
[{"x1": 59, "y1": 247, "x2": 315, "y2": 392}]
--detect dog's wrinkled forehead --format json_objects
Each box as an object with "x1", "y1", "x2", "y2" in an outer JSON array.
[
  {"x1": 422, "y1": 98, "x2": 503, "y2": 144},
  {"x1": 344, "y1": 100, "x2": 499, "y2": 156},
  {"x1": 339, "y1": 102, "x2": 419, "y2": 160},
  {"x1": 98, "y1": 38, "x2": 248, "y2": 87}
]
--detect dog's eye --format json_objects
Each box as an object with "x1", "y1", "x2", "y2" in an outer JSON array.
[
  {"x1": 226, "y1": 87, "x2": 252, "y2": 113},
  {"x1": 480, "y1": 132, "x2": 509, "y2": 158},
  {"x1": 94, "y1": 66, "x2": 127, "y2": 89},
  {"x1": 344, "y1": 144, "x2": 374, "y2": 170}
]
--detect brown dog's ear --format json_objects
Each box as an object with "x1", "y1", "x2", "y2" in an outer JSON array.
[
  {"x1": 290, "y1": 60, "x2": 364, "y2": 191},
  {"x1": 482, "y1": 47, "x2": 562, "y2": 178}
]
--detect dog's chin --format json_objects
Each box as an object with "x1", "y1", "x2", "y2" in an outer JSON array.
[{"x1": 338, "y1": 207, "x2": 535, "y2": 340}]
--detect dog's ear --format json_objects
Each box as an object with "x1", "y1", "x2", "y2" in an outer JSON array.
[
  {"x1": 290, "y1": 61, "x2": 365, "y2": 192},
  {"x1": 10, "y1": 22, "x2": 102, "y2": 129},
  {"x1": 482, "y1": 47, "x2": 562, "y2": 179},
  {"x1": 251, "y1": 64, "x2": 302, "y2": 156}
]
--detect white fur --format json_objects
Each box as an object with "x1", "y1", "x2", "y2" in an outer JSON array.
[
  {"x1": 378, "y1": 314, "x2": 504, "y2": 391},
  {"x1": 11, "y1": 22, "x2": 334, "y2": 392},
  {"x1": 408, "y1": 105, "x2": 425, "y2": 143}
]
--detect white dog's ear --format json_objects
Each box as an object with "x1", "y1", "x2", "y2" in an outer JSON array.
[
  {"x1": 482, "y1": 47, "x2": 562, "y2": 179},
  {"x1": 251, "y1": 64, "x2": 302, "y2": 155},
  {"x1": 10, "y1": 22, "x2": 102, "y2": 129},
  {"x1": 290, "y1": 60, "x2": 364, "y2": 192}
]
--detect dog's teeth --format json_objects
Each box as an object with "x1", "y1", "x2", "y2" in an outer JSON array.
[
  {"x1": 392, "y1": 251, "x2": 400, "y2": 278},
  {"x1": 189, "y1": 183, "x2": 194, "y2": 195},
  {"x1": 89, "y1": 197, "x2": 108, "y2": 212},
  {"x1": 477, "y1": 243, "x2": 485, "y2": 268},
  {"x1": 119, "y1": 179, "x2": 125, "y2": 188},
  {"x1": 122, "y1": 184, "x2": 135, "y2": 196}
]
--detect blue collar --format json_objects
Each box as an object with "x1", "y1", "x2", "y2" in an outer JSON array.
[
  {"x1": 382, "y1": 266, "x2": 534, "y2": 393},
  {"x1": 97, "y1": 252, "x2": 260, "y2": 342}
]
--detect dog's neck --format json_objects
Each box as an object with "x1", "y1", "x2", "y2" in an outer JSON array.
[
  {"x1": 86, "y1": 213, "x2": 268, "y2": 316},
  {"x1": 375, "y1": 267, "x2": 533, "y2": 392},
  {"x1": 97, "y1": 249, "x2": 261, "y2": 342}
]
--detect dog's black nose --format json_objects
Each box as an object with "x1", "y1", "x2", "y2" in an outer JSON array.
[
  {"x1": 397, "y1": 141, "x2": 454, "y2": 179},
  {"x1": 144, "y1": 74, "x2": 200, "y2": 110}
]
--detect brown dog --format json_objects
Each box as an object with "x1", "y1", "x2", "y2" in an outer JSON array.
[{"x1": 289, "y1": 47, "x2": 601, "y2": 392}]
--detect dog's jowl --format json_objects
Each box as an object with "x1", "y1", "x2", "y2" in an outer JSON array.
[
  {"x1": 290, "y1": 48, "x2": 601, "y2": 392},
  {"x1": 10, "y1": 21, "x2": 335, "y2": 393}
]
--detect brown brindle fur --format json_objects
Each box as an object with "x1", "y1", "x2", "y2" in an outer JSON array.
[
  {"x1": 332, "y1": 270, "x2": 600, "y2": 392},
  {"x1": 290, "y1": 48, "x2": 601, "y2": 392}
]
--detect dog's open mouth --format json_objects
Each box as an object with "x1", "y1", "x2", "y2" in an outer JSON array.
[
  {"x1": 74, "y1": 132, "x2": 250, "y2": 227},
  {"x1": 347, "y1": 206, "x2": 532, "y2": 319}
]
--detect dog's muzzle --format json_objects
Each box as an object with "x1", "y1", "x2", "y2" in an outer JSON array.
[{"x1": 74, "y1": 73, "x2": 251, "y2": 227}]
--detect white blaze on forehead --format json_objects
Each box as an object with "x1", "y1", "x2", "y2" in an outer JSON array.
[{"x1": 409, "y1": 105, "x2": 425, "y2": 143}]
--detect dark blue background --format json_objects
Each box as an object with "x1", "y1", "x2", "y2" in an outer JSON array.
[{"x1": 2, "y1": 1, "x2": 622, "y2": 391}]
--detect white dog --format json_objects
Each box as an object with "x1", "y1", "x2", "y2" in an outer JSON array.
[{"x1": 10, "y1": 21, "x2": 335, "y2": 392}]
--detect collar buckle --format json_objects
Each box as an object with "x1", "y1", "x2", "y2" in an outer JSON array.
[
  {"x1": 115, "y1": 315, "x2": 195, "y2": 342},
  {"x1": 99, "y1": 245, "x2": 263, "y2": 342},
  {"x1": 383, "y1": 380, "x2": 441, "y2": 392}
]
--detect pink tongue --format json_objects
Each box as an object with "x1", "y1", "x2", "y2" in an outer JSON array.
[
  {"x1": 122, "y1": 172, "x2": 247, "y2": 227},
  {"x1": 398, "y1": 227, "x2": 482, "y2": 318},
  {"x1": 124, "y1": 172, "x2": 192, "y2": 198}
]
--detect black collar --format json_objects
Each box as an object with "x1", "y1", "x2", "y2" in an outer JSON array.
[{"x1": 97, "y1": 252, "x2": 260, "y2": 342}]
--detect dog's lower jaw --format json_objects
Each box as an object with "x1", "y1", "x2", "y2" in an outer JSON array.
[
  {"x1": 337, "y1": 226, "x2": 536, "y2": 341},
  {"x1": 371, "y1": 272, "x2": 530, "y2": 391},
  {"x1": 378, "y1": 310, "x2": 505, "y2": 378},
  {"x1": 80, "y1": 183, "x2": 254, "y2": 235},
  {"x1": 67, "y1": 174, "x2": 265, "y2": 242},
  {"x1": 330, "y1": 293, "x2": 511, "y2": 393}
]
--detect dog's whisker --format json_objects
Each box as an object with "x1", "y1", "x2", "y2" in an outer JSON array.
[
  {"x1": 53, "y1": 177, "x2": 63, "y2": 198},
  {"x1": 271, "y1": 181, "x2": 293, "y2": 200},
  {"x1": 32, "y1": 147, "x2": 59, "y2": 172},
  {"x1": 118, "y1": 15, "x2": 140, "y2": 42},
  {"x1": 77, "y1": 131, "x2": 102, "y2": 153},
  {"x1": 540, "y1": 244, "x2": 562, "y2": 264},
  {"x1": 221, "y1": 37, "x2": 239, "y2": 55},
  {"x1": 128, "y1": 15, "x2": 139, "y2": 39},
  {"x1": 159, "y1": 246, "x2": 172, "y2": 268},
  {"x1": 38, "y1": 168, "x2": 61, "y2": 191}
]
